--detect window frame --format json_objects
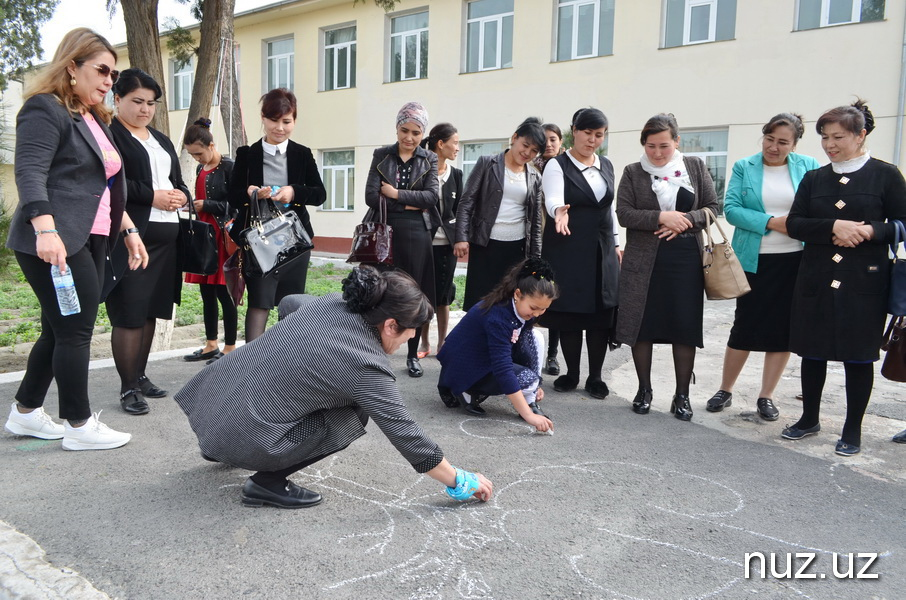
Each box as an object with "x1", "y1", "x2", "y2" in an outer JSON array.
[
  {"x1": 170, "y1": 58, "x2": 193, "y2": 111},
  {"x1": 557, "y1": 0, "x2": 601, "y2": 60},
  {"x1": 264, "y1": 36, "x2": 294, "y2": 92},
  {"x1": 320, "y1": 149, "x2": 356, "y2": 212},
  {"x1": 679, "y1": 128, "x2": 729, "y2": 210},
  {"x1": 461, "y1": 139, "x2": 508, "y2": 181},
  {"x1": 323, "y1": 24, "x2": 357, "y2": 91},
  {"x1": 795, "y1": 0, "x2": 883, "y2": 29},
  {"x1": 389, "y1": 10, "x2": 429, "y2": 82},
  {"x1": 683, "y1": 0, "x2": 718, "y2": 45},
  {"x1": 465, "y1": 0, "x2": 515, "y2": 73}
]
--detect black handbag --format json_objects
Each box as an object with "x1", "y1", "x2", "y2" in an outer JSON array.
[
  {"x1": 348, "y1": 194, "x2": 393, "y2": 265},
  {"x1": 882, "y1": 316, "x2": 906, "y2": 382},
  {"x1": 889, "y1": 220, "x2": 906, "y2": 316},
  {"x1": 178, "y1": 200, "x2": 219, "y2": 276},
  {"x1": 238, "y1": 191, "x2": 314, "y2": 277}
]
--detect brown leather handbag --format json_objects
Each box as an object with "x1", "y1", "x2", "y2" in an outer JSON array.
[
  {"x1": 701, "y1": 208, "x2": 751, "y2": 300},
  {"x1": 348, "y1": 195, "x2": 393, "y2": 265},
  {"x1": 881, "y1": 316, "x2": 906, "y2": 382}
]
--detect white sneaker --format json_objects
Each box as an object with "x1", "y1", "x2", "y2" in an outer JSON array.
[
  {"x1": 62, "y1": 412, "x2": 131, "y2": 451},
  {"x1": 4, "y1": 403, "x2": 65, "y2": 440}
]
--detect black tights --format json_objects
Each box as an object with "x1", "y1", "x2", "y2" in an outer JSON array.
[
  {"x1": 796, "y1": 358, "x2": 873, "y2": 446},
  {"x1": 407, "y1": 327, "x2": 423, "y2": 359},
  {"x1": 559, "y1": 330, "x2": 609, "y2": 384},
  {"x1": 111, "y1": 319, "x2": 156, "y2": 394},
  {"x1": 199, "y1": 283, "x2": 238, "y2": 345},
  {"x1": 245, "y1": 307, "x2": 270, "y2": 343},
  {"x1": 548, "y1": 329, "x2": 560, "y2": 359},
  {"x1": 631, "y1": 341, "x2": 696, "y2": 395}
]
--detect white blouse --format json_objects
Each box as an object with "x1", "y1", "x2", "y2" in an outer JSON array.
[
  {"x1": 542, "y1": 152, "x2": 620, "y2": 246},
  {"x1": 134, "y1": 132, "x2": 179, "y2": 224}
]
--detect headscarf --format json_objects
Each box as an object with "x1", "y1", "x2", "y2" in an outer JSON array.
[
  {"x1": 639, "y1": 150, "x2": 694, "y2": 212},
  {"x1": 396, "y1": 101, "x2": 429, "y2": 132}
]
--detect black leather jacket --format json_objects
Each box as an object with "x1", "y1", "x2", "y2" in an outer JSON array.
[
  {"x1": 364, "y1": 143, "x2": 441, "y2": 228},
  {"x1": 196, "y1": 156, "x2": 236, "y2": 228},
  {"x1": 454, "y1": 151, "x2": 543, "y2": 257}
]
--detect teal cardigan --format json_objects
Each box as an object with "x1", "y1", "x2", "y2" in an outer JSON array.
[{"x1": 724, "y1": 152, "x2": 821, "y2": 272}]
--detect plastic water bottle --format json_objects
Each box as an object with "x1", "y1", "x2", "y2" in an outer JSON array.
[{"x1": 51, "y1": 264, "x2": 81, "y2": 316}]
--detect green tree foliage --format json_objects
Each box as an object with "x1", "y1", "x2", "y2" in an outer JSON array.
[{"x1": 0, "y1": 0, "x2": 60, "y2": 90}]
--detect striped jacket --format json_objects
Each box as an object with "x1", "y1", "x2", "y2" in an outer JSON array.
[{"x1": 174, "y1": 294, "x2": 444, "y2": 472}]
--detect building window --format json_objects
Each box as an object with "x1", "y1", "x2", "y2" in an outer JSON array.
[
  {"x1": 324, "y1": 25, "x2": 357, "y2": 91},
  {"x1": 796, "y1": 0, "x2": 884, "y2": 30},
  {"x1": 663, "y1": 0, "x2": 736, "y2": 47},
  {"x1": 466, "y1": 0, "x2": 514, "y2": 72},
  {"x1": 680, "y1": 129, "x2": 728, "y2": 209},
  {"x1": 390, "y1": 11, "x2": 429, "y2": 82},
  {"x1": 266, "y1": 37, "x2": 294, "y2": 91},
  {"x1": 321, "y1": 150, "x2": 355, "y2": 211},
  {"x1": 171, "y1": 59, "x2": 193, "y2": 110},
  {"x1": 462, "y1": 140, "x2": 508, "y2": 181},
  {"x1": 556, "y1": 0, "x2": 615, "y2": 60}
]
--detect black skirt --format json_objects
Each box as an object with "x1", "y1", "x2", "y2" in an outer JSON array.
[
  {"x1": 432, "y1": 244, "x2": 457, "y2": 306},
  {"x1": 245, "y1": 250, "x2": 311, "y2": 310},
  {"x1": 387, "y1": 211, "x2": 435, "y2": 306},
  {"x1": 106, "y1": 221, "x2": 180, "y2": 327},
  {"x1": 728, "y1": 251, "x2": 801, "y2": 352},
  {"x1": 463, "y1": 238, "x2": 525, "y2": 311},
  {"x1": 636, "y1": 235, "x2": 704, "y2": 347}
]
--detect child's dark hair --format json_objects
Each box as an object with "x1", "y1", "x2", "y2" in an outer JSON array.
[
  {"x1": 481, "y1": 258, "x2": 559, "y2": 313},
  {"x1": 421, "y1": 122, "x2": 457, "y2": 151},
  {"x1": 183, "y1": 117, "x2": 213, "y2": 146}
]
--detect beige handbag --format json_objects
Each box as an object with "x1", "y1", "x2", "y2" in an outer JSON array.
[{"x1": 701, "y1": 208, "x2": 751, "y2": 300}]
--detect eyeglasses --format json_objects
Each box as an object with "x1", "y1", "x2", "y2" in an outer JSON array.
[{"x1": 89, "y1": 64, "x2": 119, "y2": 83}]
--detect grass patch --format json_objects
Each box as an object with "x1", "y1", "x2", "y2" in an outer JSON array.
[{"x1": 0, "y1": 261, "x2": 466, "y2": 348}]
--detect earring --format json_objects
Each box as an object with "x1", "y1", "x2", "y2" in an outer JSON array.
[{"x1": 70, "y1": 77, "x2": 76, "y2": 86}]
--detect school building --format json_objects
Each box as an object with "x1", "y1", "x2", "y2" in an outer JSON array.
[{"x1": 2, "y1": 0, "x2": 902, "y2": 251}]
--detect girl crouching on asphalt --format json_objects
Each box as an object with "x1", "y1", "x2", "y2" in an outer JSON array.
[{"x1": 437, "y1": 258, "x2": 557, "y2": 433}]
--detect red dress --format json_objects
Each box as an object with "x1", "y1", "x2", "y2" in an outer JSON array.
[{"x1": 185, "y1": 167, "x2": 229, "y2": 286}]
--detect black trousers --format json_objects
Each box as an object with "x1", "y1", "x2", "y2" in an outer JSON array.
[{"x1": 14, "y1": 235, "x2": 106, "y2": 420}]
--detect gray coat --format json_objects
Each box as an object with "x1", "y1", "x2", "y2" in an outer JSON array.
[
  {"x1": 615, "y1": 157, "x2": 719, "y2": 345},
  {"x1": 7, "y1": 94, "x2": 126, "y2": 259},
  {"x1": 174, "y1": 294, "x2": 445, "y2": 473},
  {"x1": 455, "y1": 152, "x2": 543, "y2": 257}
]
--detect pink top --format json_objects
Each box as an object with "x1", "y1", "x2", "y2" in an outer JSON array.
[{"x1": 83, "y1": 113, "x2": 122, "y2": 236}]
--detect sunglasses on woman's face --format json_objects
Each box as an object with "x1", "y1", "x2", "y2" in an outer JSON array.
[{"x1": 89, "y1": 63, "x2": 119, "y2": 83}]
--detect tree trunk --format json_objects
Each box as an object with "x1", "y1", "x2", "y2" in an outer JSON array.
[
  {"x1": 119, "y1": 0, "x2": 170, "y2": 134},
  {"x1": 218, "y1": 9, "x2": 247, "y2": 155}
]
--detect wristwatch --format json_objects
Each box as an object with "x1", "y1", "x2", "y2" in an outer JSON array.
[{"x1": 123, "y1": 227, "x2": 140, "y2": 236}]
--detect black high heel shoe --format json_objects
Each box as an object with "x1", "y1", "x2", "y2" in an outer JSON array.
[
  {"x1": 631, "y1": 389, "x2": 653, "y2": 414},
  {"x1": 670, "y1": 395, "x2": 693, "y2": 421}
]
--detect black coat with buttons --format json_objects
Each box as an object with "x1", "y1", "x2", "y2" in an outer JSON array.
[{"x1": 787, "y1": 158, "x2": 906, "y2": 361}]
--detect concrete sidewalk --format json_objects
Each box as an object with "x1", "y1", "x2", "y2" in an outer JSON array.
[{"x1": 1, "y1": 299, "x2": 904, "y2": 599}]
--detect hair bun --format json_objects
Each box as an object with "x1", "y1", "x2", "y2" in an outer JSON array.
[
  {"x1": 519, "y1": 257, "x2": 556, "y2": 282},
  {"x1": 853, "y1": 99, "x2": 875, "y2": 135},
  {"x1": 342, "y1": 265, "x2": 386, "y2": 313},
  {"x1": 194, "y1": 117, "x2": 212, "y2": 129}
]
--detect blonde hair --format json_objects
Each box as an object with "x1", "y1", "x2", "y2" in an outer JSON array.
[{"x1": 26, "y1": 28, "x2": 117, "y2": 124}]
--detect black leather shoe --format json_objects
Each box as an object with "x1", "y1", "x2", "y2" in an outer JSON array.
[
  {"x1": 781, "y1": 423, "x2": 820, "y2": 440},
  {"x1": 584, "y1": 379, "x2": 609, "y2": 399},
  {"x1": 706, "y1": 390, "x2": 732, "y2": 412},
  {"x1": 120, "y1": 389, "x2": 150, "y2": 415},
  {"x1": 893, "y1": 429, "x2": 906, "y2": 444},
  {"x1": 463, "y1": 402, "x2": 486, "y2": 416},
  {"x1": 438, "y1": 387, "x2": 462, "y2": 408},
  {"x1": 528, "y1": 401, "x2": 546, "y2": 417},
  {"x1": 545, "y1": 356, "x2": 560, "y2": 376},
  {"x1": 406, "y1": 358, "x2": 423, "y2": 378},
  {"x1": 670, "y1": 395, "x2": 693, "y2": 421},
  {"x1": 205, "y1": 351, "x2": 224, "y2": 365},
  {"x1": 184, "y1": 348, "x2": 219, "y2": 362},
  {"x1": 632, "y1": 389, "x2": 653, "y2": 414},
  {"x1": 137, "y1": 375, "x2": 167, "y2": 398},
  {"x1": 756, "y1": 397, "x2": 779, "y2": 421},
  {"x1": 553, "y1": 375, "x2": 578, "y2": 392},
  {"x1": 241, "y1": 478, "x2": 322, "y2": 509}
]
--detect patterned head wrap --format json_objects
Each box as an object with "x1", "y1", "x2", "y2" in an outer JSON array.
[{"x1": 396, "y1": 101, "x2": 429, "y2": 132}]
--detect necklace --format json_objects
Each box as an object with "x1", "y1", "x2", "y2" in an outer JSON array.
[{"x1": 504, "y1": 167, "x2": 524, "y2": 185}]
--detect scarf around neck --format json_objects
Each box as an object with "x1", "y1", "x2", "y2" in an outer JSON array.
[{"x1": 639, "y1": 150, "x2": 694, "y2": 211}]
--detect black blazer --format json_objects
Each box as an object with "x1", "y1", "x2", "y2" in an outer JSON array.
[
  {"x1": 196, "y1": 156, "x2": 235, "y2": 228},
  {"x1": 7, "y1": 94, "x2": 126, "y2": 258},
  {"x1": 228, "y1": 139, "x2": 326, "y2": 239},
  {"x1": 454, "y1": 151, "x2": 543, "y2": 257},
  {"x1": 438, "y1": 165, "x2": 463, "y2": 242},
  {"x1": 364, "y1": 143, "x2": 441, "y2": 228},
  {"x1": 109, "y1": 118, "x2": 191, "y2": 233}
]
